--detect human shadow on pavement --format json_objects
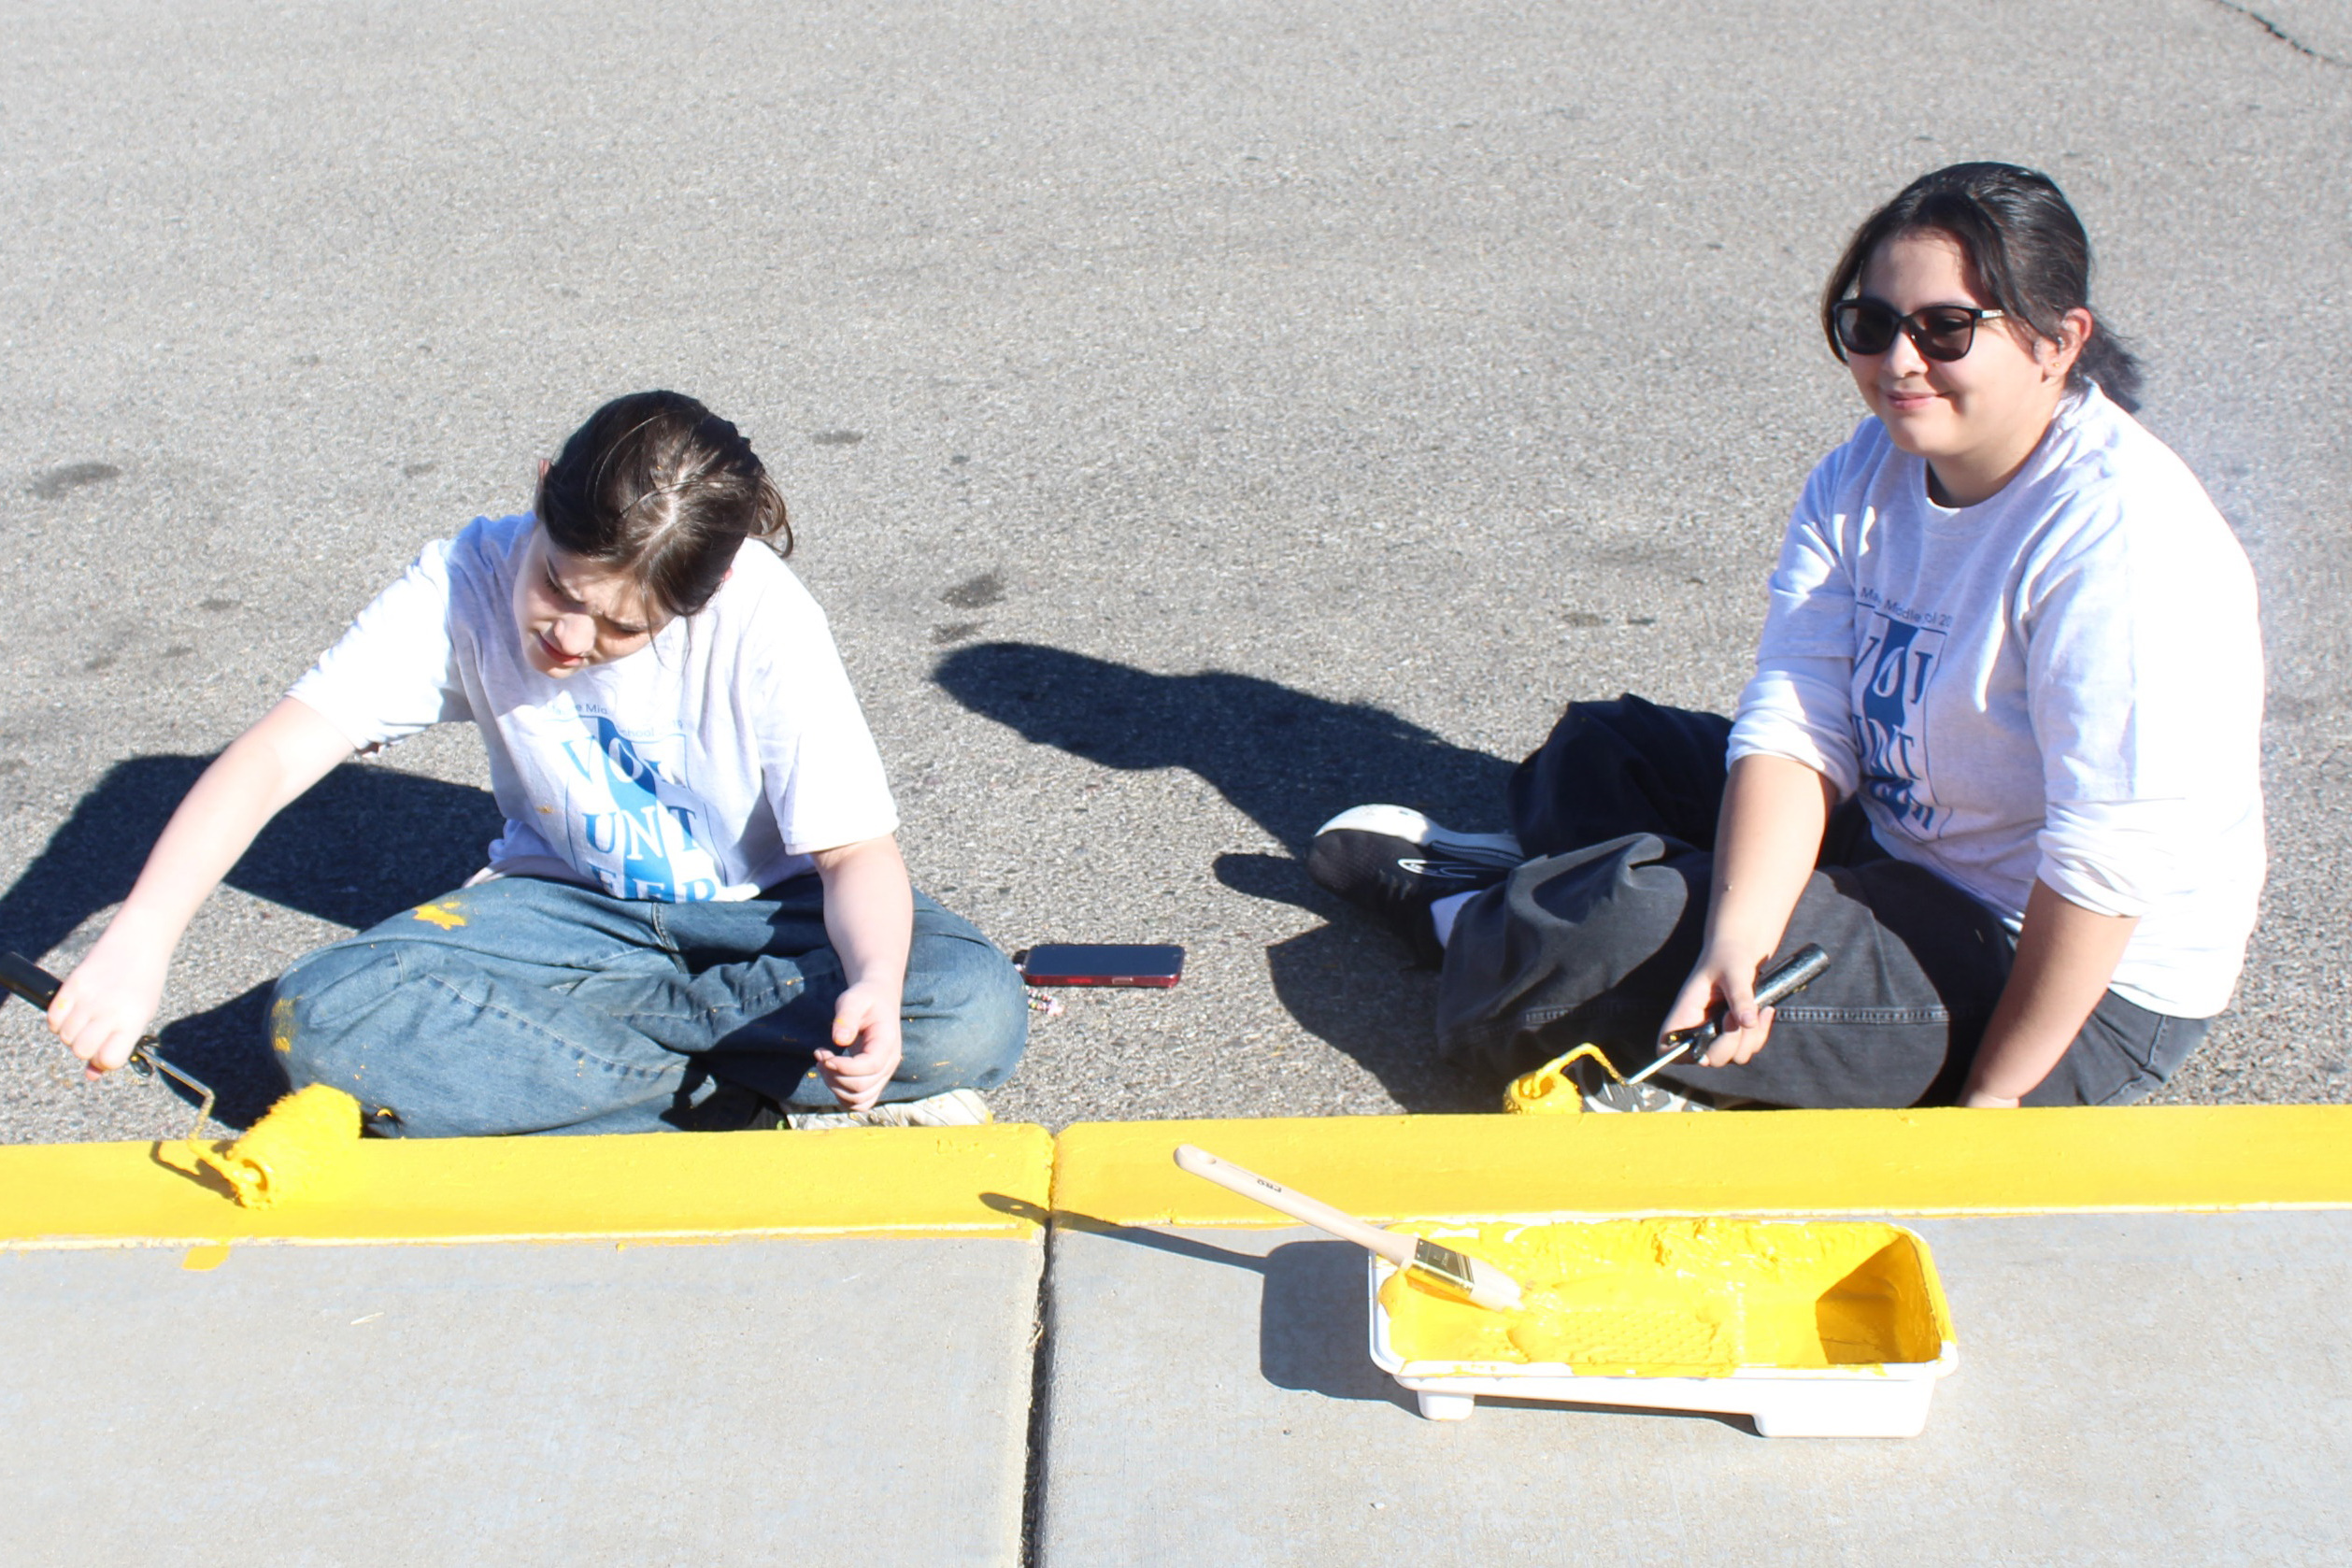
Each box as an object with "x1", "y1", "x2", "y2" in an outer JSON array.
[
  {"x1": 934, "y1": 642, "x2": 1516, "y2": 1111},
  {"x1": 977, "y1": 1198, "x2": 1412, "y2": 1408},
  {"x1": 1259, "y1": 1239, "x2": 1416, "y2": 1407},
  {"x1": 0, "y1": 754, "x2": 502, "y2": 1128}
]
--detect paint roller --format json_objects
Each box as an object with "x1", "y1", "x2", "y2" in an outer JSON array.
[
  {"x1": 1500, "y1": 944, "x2": 1833, "y2": 1114},
  {"x1": 2, "y1": 949, "x2": 362, "y2": 1207},
  {"x1": 1172, "y1": 1143, "x2": 1525, "y2": 1313}
]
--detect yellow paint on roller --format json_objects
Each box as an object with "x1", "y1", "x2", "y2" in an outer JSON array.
[
  {"x1": 0, "y1": 1123, "x2": 1055, "y2": 1247},
  {"x1": 411, "y1": 902, "x2": 467, "y2": 930},
  {"x1": 199, "y1": 1084, "x2": 363, "y2": 1208},
  {"x1": 1053, "y1": 1106, "x2": 2352, "y2": 1227},
  {"x1": 1502, "y1": 1046, "x2": 1606, "y2": 1115},
  {"x1": 181, "y1": 1243, "x2": 231, "y2": 1271},
  {"x1": 1378, "y1": 1218, "x2": 1947, "y2": 1376}
]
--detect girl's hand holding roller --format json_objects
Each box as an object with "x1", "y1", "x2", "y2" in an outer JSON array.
[
  {"x1": 48, "y1": 926, "x2": 170, "y2": 1079},
  {"x1": 44, "y1": 699, "x2": 350, "y2": 1080}
]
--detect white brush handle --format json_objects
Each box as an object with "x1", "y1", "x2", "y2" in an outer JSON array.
[{"x1": 1171, "y1": 1144, "x2": 1416, "y2": 1269}]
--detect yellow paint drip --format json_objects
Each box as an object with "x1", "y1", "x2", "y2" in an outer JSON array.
[
  {"x1": 1378, "y1": 1218, "x2": 1946, "y2": 1376},
  {"x1": 181, "y1": 1243, "x2": 231, "y2": 1271},
  {"x1": 411, "y1": 901, "x2": 467, "y2": 930},
  {"x1": 198, "y1": 1084, "x2": 363, "y2": 1209}
]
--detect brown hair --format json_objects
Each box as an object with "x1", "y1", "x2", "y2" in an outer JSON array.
[
  {"x1": 535, "y1": 391, "x2": 791, "y2": 619},
  {"x1": 1821, "y1": 163, "x2": 2144, "y2": 412}
]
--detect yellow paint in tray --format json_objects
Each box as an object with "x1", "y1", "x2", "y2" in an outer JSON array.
[{"x1": 1378, "y1": 1218, "x2": 1948, "y2": 1377}]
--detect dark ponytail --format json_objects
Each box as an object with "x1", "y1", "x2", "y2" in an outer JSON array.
[
  {"x1": 1822, "y1": 163, "x2": 2145, "y2": 413},
  {"x1": 535, "y1": 391, "x2": 792, "y2": 619}
]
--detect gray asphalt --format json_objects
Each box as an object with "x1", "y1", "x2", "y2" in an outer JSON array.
[{"x1": 3, "y1": 0, "x2": 2347, "y2": 1141}]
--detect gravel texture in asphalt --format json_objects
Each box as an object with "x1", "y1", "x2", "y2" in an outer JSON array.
[{"x1": 4, "y1": 0, "x2": 2347, "y2": 1141}]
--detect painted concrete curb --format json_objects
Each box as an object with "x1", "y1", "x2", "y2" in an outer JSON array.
[
  {"x1": 0, "y1": 1122, "x2": 1055, "y2": 1247},
  {"x1": 1052, "y1": 1105, "x2": 2352, "y2": 1227},
  {"x1": 3, "y1": 1105, "x2": 2346, "y2": 1250}
]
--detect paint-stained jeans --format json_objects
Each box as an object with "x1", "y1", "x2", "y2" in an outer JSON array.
[
  {"x1": 1435, "y1": 695, "x2": 2209, "y2": 1108},
  {"x1": 270, "y1": 874, "x2": 1029, "y2": 1136}
]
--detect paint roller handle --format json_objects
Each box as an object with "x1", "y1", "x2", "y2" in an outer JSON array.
[
  {"x1": 0, "y1": 949, "x2": 62, "y2": 1011},
  {"x1": 1, "y1": 949, "x2": 211, "y2": 1126},
  {"x1": 1171, "y1": 1144, "x2": 1418, "y2": 1269},
  {"x1": 1631, "y1": 943, "x2": 1832, "y2": 1084},
  {"x1": 1752, "y1": 943, "x2": 1833, "y2": 1011}
]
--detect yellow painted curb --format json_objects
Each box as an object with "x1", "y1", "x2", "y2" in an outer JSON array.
[
  {"x1": 0, "y1": 1123, "x2": 1055, "y2": 1248},
  {"x1": 1053, "y1": 1105, "x2": 2352, "y2": 1227}
]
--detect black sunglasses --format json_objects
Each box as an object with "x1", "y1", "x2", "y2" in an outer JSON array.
[{"x1": 1832, "y1": 299, "x2": 2007, "y2": 363}]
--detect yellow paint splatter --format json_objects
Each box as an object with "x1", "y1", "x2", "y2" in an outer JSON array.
[
  {"x1": 411, "y1": 902, "x2": 467, "y2": 930},
  {"x1": 182, "y1": 1244, "x2": 231, "y2": 1272},
  {"x1": 270, "y1": 994, "x2": 298, "y2": 1053}
]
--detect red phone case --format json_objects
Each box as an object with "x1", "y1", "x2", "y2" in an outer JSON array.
[{"x1": 1019, "y1": 945, "x2": 1185, "y2": 987}]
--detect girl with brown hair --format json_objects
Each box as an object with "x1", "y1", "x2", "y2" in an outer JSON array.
[{"x1": 46, "y1": 391, "x2": 1027, "y2": 1133}]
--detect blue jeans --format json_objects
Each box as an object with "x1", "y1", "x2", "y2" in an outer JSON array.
[{"x1": 271, "y1": 875, "x2": 1029, "y2": 1136}]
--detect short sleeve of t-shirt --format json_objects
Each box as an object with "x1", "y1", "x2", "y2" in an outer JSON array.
[
  {"x1": 288, "y1": 538, "x2": 474, "y2": 748},
  {"x1": 737, "y1": 578, "x2": 899, "y2": 856}
]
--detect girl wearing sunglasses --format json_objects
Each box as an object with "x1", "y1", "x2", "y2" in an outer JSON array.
[{"x1": 1311, "y1": 162, "x2": 2263, "y2": 1110}]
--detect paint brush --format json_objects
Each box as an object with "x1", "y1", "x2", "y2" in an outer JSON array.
[
  {"x1": 1172, "y1": 1143, "x2": 1525, "y2": 1313},
  {"x1": 2, "y1": 948, "x2": 360, "y2": 1207},
  {"x1": 1626, "y1": 943, "x2": 1832, "y2": 1086}
]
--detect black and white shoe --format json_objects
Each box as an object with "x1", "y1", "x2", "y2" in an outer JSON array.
[{"x1": 1305, "y1": 805, "x2": 1524, "y2": 962}]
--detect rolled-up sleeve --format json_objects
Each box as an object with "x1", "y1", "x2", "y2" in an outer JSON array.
[
  {"x1": 2023, "y1": 498, "x2": 2250, "y2": 920},
  {"x1": 1728, "y1": 454, "x2": 1862, "y2": 796}
]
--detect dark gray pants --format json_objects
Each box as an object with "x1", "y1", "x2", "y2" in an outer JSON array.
[{"x1": 1435, "y1": 696, "x2": 2207, "y2": 1107}]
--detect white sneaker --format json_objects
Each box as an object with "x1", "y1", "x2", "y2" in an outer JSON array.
[
  {"x1": 786, "y1": 1089, "x2": 995, "y2": 1130},
  {"x1": 1305, "y1": 805, "x2": 1525, "y2": 962},
  {"x1": 1310, "y1": 805, "x2": 1523, "y2": 868}
]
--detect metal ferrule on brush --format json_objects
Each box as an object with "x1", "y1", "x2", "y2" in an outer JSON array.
[{"x1": 1411, "y1": 1237, "x2": 1524, "y2": 1312}]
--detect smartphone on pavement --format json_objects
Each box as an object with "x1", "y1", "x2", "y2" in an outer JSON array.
[{"x1": 1018, "y1": 944, "x2": 1186, "y2": 988}]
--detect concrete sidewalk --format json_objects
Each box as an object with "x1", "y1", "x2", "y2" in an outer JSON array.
[
  {"x1": 1033, "y1": 1212, "x2": 2351, "y2": 1565},
  {"x1": 4, "y1": 1236, "x2": 1042, "y2": 1566},
  {"x1": 3, "y1": 1107, "x2": 2348, "y2": 1564},
  {"x1": 1, "y1": 1121, "x2": 1056, "y2": 1565}
]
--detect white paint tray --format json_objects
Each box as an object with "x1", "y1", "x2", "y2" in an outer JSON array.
[{"x1": 1366, "y1": 1218, "x2": 1959, "y2": 1436}]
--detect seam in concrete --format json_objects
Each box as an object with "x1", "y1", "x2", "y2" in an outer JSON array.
[
  {"x1": 1017, "y1": 1225, "x2": 1058, "y2": 1568},
  {"x1": 2208, "y1": 0, "x2": 2349, "y2": 65}
]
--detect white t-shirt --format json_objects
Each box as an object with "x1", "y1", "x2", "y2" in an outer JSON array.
[
  {"x1": 1727, "y1": 387, "x2": 2265, "y2": 1019},
  {"x1": 291, "y1": 513, "x2": 899, "y2": 901}
]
